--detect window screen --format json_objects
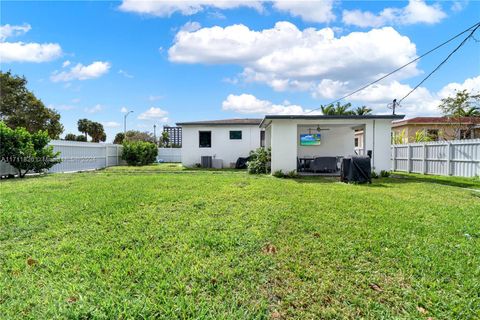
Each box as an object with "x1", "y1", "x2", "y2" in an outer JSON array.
[
  {"x1": 199, "y1": 131, "x2": 211, "y2": 148},
  {"x1": 229, "y1": 130, "x2": 242, "y2": 140}
]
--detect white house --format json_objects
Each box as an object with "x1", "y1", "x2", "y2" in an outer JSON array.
[
  {"x1": 177, "y1": 118, "x2": 264, "y2": 168},
  {"x1": 178, "y1": 114, "x2": 404, "y2": 173}
]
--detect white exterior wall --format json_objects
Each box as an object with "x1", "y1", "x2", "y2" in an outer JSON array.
[
  {"x1": 271, "y1": 121, "x2": 297, "y2": 172},
  {"x1": 364, "y1": 119, "x2": 392, "y2": 172},
  {"x1": 297, "y1": 126, "x2": 354, "y2": 158},
  {"x1": 181, "y1": 125, "x2": 262, "y2": 168}
]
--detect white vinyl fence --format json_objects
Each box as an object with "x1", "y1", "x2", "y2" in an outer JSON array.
[
  {"x1": 1, "y1": 141, "x2": 182, "y2": 177},
  {"x1": 391, "y1": 139, "x2": 480, "y2": 177},
  {"x1": 157, "y1": 148, "x2": 182, "y2": 163}
]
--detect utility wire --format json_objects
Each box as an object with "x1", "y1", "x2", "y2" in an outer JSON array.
[
  {"x1": 306, "y1": 21, "x2": 480, "y2": 114},
  {"x1": 399, "y1": 23, "x2": 480, "y2": 103}
]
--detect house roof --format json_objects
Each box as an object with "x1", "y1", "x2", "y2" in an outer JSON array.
[
  {"x1": 392, "y1": 116, "x2": 480, "y2": 127},
  {"x1": 176, "y1": 118, "x2": 263, "y2": 126},
  {"x1": 260, "y1": 114, "x2": 405, "y2": 127}
]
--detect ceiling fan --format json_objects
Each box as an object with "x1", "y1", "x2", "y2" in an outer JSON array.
[{"x1": 307, "y1": 125, "x2": 330, "y2": 134}]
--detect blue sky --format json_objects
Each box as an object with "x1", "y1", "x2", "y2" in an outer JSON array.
[{"x1": 1, "y1": 1, "x2": 479, "y2": 141}]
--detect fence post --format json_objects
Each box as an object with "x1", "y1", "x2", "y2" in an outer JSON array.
[
  {"x1": 407, "y1": 144, "x2": 412, "y2": 173},
  {"x1": 392, "y1": 145, "x2": 396, "y2": 171},
  {"x1": 446, "y1": 142, "x2": 452, "y2": 176},
  {"x1": 422, "y1": 143, "x2": 427, "y2": 174},
  {"x1": 105, "y1": 145, "x2": 109, "y2": 168}
]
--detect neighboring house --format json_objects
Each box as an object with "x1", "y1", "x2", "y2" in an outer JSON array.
[
  {"x1": 392, "y1": 117, "x2": 480, "y2": 142},
  {"x1": 176, "y1": 118, "x2": 264, "y2": 168},
  {"x1": 178, "y1": 114, "x2": 402, "y2": 173}
]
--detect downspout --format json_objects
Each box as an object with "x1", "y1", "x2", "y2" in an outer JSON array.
[{"x1": 372, "y1": 120, "x2": 376, "y2": 169}]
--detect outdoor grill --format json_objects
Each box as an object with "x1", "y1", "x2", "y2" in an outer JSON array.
[{"x1": 340, "y1": 156, "x2": 372, "y2": 184}]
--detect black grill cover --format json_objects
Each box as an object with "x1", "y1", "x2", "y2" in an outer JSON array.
[
  {"x1": 235, "y1": 156, "x2": 251, "y2": 169},
  {"x1": 341, "y1": 156, "x2": 371, "y2": 184}
]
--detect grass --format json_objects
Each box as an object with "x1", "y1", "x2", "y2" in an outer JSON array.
[{"x1": 1, "y1": 164, "x2": 479, "y2": 319}]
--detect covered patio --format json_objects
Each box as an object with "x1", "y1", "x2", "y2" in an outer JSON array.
[{"x1": 260, "y1": 115, "x2": 404, "y2": 174}]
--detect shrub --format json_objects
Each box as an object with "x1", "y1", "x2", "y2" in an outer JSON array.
[
  {"x1": 247, "y1": 147, "x2": 271, "y2": 174},
  {"x1": 0, "y1": 121, "x2": 61, "y2": 178},
  {"x1": 286, "y1": 170, "x2": 298, "y2": 178},
  {"x1": 273, "y1": 170, "x2": 298, "y2": 179},
  {"x1": 371, "y1": 171, "x2": 379, "y2": 179},
  {"x1": 76, "y1": 135, "x2": 87, "y2": 142},
  {"x1": 380, "y1": 170, "x2": 391, "y2": 178},
  {"x1": 121, "y1": 141, "x2": 158, "y2": 166},
  {"x1": 272, "y1": 170, "x2": 285, "y2": 178}
]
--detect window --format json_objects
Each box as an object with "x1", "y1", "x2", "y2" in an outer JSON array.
[
  {"x1": 229, "y1": 130, "x2": 242, "y2": 140},
  {"x1": 354, "y1": 137, "x2": 359, "y2": 147},
  {"x1": 260, "y1": 131, "x2": 265, "y2": 147},
  {"x1": 459, "y1": 129, "x2": 472, "y2": 140},
  {"x1": 199, "y1": 131, "x2": 211, "y2": 148},
  {"x1": 426, "y1": 129, "x2": 439, "y2": 141}
]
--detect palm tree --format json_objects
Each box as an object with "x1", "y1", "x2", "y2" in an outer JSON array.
[
  {"x1": 355, "y1": 106, "x2": 373, "y2": 115},
  {"x1": 321, "y1": 102, "x2": 354, "y2": 115},
  {"x1": 77, "y1": 119, "x2": 92, "y2": 140},
  {"x1": 455, "y1": 106, "x2": 480, "y2": 117}
]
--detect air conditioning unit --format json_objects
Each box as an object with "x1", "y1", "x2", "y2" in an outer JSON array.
[{"x1": 201, "y1": 156, "x2": 212, "y2": 168}]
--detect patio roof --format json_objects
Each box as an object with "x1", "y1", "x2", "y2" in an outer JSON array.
[{"x1": 260, "y1": 114, "x2": 405, "y2": 127}]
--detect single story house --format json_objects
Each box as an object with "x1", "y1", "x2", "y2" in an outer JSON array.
[
  {"x1": 177, "y1": 114, "x2": 404, "y2": 173},
  {"x1": 392, "y1": 116, "x2": 480, "y2": 142},
  {"x1": 176, "y1": 118, "x2": 264, "y2": 168}
]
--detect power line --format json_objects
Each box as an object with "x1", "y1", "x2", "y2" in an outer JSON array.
[
  {"x1": 399, "y1": 23, "x2": 480, "y2": 104},
  {"x1": 307, "y1": 21, "x2": 480, "y2": 114}
]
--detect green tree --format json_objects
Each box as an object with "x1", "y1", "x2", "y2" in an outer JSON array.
[
  {"x1": 113, "y1": 132, "x2": 125, "y2": 144},
  {"x1": 439, "y1": 89, "x2": 480, "y2": 117},
  {"x1": 64, "y1": 133, "x2": 77, "y2": 141},
  {"x1": 89, "y1": 122, "x2": 106, "y2": 143},
  {"x1": 438, "y1": 90, "x2": 480, "y2": 139},
  {"x1": 77, "y1": 119, "x2": 92, "y2": 140},
  {"x1": 160, "y1": 131, "x2": 170, "y2": 147},
  {"x1": 123, "y1": 130, "x2": 155, "y2": 143},
  {"x1": 76, "y1": 135, "x2": 87, "y2": 142},
  {"x1": 0, "y1": 71, "x2": 64, "y2": 139},
  {"x1": 0, "y1": 121, "x2": 61, "y2": 178},
  {"x1": 355, "y1": 106, "x2": 373, "y2": 115}
]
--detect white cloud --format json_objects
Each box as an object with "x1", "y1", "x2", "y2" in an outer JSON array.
[
  {"x1": 222, "y1": 93, "x2": 305, "y2": 115},
  {"x1": 181, "y1": 21, "x2": 202, "y2": 32},
  {"x1": 51, "y1": 61, "x2": 111, "y2": 82},
  {"x1": 102, "y1": 121, "x2": 121, "y2": 128},
  {"x1": 148, "y1": 95, "x2": 163, "y2": 101},
  {"x1": 47, "y1": 104, "x2": 76, "y2": 111},
  {"x1": 118, "y1": 69, "x2": 133, "y2": 78},
  {"x1": 0, "y1": 24, "x2": 31, "y2": 41},
  {"x1": 137, "y1": 107, "x2": 169, "y2": 122},
  {"x1": 437, "y1": 75, "x2": 480, "y2": 99},
  {"x1": 119, "y1": 0, "x2": 262, "y2": 17},
  {"x1": 0, "y1": 24, "x2": 62, "y2": 63},
  {"x1": 62, "y1": 60, "x2": 71, "y2": 68},
  {"x1": 272, "y1": 0, "x2": 335, "y2": 23},
  {"x1": 0, "y1": 42, "x2": 62, "y2": 63},
  {"x1": 169, "y1": 22, "x2": 418, "y2": 92},
  {"x1": 120, "y1": 107, "x2": 129, "y2": 113},
  {"x1": 84, "y1": 104, "x2": 104, "y2": 114},
  {"x1": 342, "y1": 0, "x2": 446, "y2": 28}
]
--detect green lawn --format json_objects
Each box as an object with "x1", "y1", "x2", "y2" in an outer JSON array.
[{"x1": 1, "y1": 165, "x2": 479, "y2": 319}]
